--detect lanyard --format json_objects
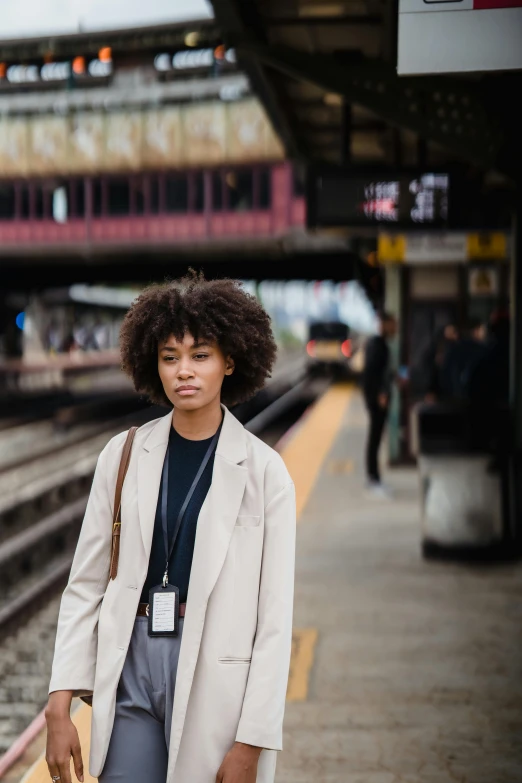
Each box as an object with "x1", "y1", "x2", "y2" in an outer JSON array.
[{"x1": 160, "y1": 425, "x2": 220, "y2": 587}]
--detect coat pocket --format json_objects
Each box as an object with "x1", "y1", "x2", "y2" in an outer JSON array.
[
  {"x1": 235, "y1": 515, "x2": 261, "y2": 527},
  {"x1": 218, "y1": 657, "x2": 252, "y2": 664}
]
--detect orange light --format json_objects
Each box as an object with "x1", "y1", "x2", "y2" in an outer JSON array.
[
  {"x1": 72, "y1": 56, "x2": 86, "y2": 75},
  {"x1": 0, "y1": 63, "x2": 6, "y2": 79},
  {"x1": 214, "y1": 44, "x2": 226, "y2": 61},
  {"x1": 44, "y1": 52, "x2": 54, "y2": 64},
  {"x1": 306, "y1": 340, "x2": 316, "y2": 358},
  {"x1": 98, "y1": 47, "x2": 112, "y2": 63},
  {"x1": 341, "y1": 339, "x2": 352, "y2": 358}
]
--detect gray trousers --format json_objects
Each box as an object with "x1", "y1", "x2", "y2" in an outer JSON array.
[{"x1": 99, "y1": 616, "x2": 184, "y2": 783}]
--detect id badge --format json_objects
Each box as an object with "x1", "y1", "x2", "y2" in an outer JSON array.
[{"x1": 148, "y1": 584, "x2": 179, "y2": 637}]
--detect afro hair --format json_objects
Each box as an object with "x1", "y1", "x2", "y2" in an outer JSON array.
[{"x1": 119, "y1": 271, "x2": 277, "y2": 408}]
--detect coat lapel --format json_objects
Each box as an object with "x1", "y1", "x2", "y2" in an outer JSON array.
[
  {"x1": 167, "y1": 406, "x2": 248, "y2": 773},
  {"x1": 137, "y1": 410, "x2": 172, "y2": 556},
  {"x1": 186, "y1": 408, "x2": 248, "y2": 609}
]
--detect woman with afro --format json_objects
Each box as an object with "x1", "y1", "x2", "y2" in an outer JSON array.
[{"x1": 45, "y1": 273, "x2": 296, "y2": 783}]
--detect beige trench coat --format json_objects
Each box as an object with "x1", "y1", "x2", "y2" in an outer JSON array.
[{"x1": 48, "y1": 406, "x2": 296, "y2": 782}]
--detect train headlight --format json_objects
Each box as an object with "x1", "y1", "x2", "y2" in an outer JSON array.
[
  {"x1": 341, "y1": 340, "x2": 352, "y2": 358},
  {"x1": 306, "y1": 340, "x2": 316, "y2": 357}
]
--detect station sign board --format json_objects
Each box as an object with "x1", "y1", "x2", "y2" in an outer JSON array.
[
  {"x1": 398, "y1": 0, "x2": 522, "y2": 74},
  {"x1": 378, "y1": 231, "x2": 509, "y2": 264},
  {"x1": 306, "y1": 166, "x2": 451, "y2": 230}
]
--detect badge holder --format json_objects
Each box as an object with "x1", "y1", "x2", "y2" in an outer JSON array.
[{"x1": 148, "y1": 572, "x2": 180, "y2": 637}]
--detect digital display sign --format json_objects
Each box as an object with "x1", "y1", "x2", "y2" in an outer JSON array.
[{"x1": 307, "y1": 168, "x2": 450, "y2": 229}]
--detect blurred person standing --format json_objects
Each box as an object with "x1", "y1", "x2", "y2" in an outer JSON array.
[
  {"x1": 420, "y1": 323, "x2": 459, "y2": 403},
  {"x1": 362, "y1": 312, "x2": 397, "y2": 497},
  {"x1": 451, "y1": 319, "x2": 488, "y2": 399},
  {"x1": 45, "y1": 273, "x2": 296, "y2": 783},
  {"x1": 465, "y1": 309, "x2": 511, "y2": 481},
  {"x1": 467, "y1": 309, "x2": 510, "y2": 405}
]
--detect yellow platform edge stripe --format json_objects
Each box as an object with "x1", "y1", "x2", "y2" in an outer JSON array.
[
  {"x1": 22, "y1": 383, "x2": 354, "y2": 782},
  {"x1": 286, "y1": 629, "x2": 319, "y2": 702},
  {"x1": 280, "y1": 383, "x2": 354, "y2": 520}
]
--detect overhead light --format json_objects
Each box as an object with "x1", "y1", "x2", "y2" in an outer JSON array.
[
  {"x1": 98, "y1": 47, "x2": 112, "y2": 63},
  {"x1": 89, "y1": 59, "x2": 112, "y2": 77},
  {"x1": 41, "y1": 61, "x2": 71, "y2": 81},
  {"x1": 154, "y1": 53, "x2": 171, "y2": 72},
  {"x1": 7, "y1": 64, "x2": 39, "y2": 83},
  {"x1": 72, "y1": 56, "x2": 86, "y2": 75},
  {"x1": 324, "y1": 93, "x2": 342, "y2": 106},
  {"x1": 173, "y1": 48, "x2": 213, "y2": 70},
  {"x1": 184, "y1": 31, "x2": 200, "y2": 47}
]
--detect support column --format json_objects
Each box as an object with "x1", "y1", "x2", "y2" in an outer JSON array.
[
  {"x1": 384, "y1": 264, "x2": 402, "y2": 464},
  {"x1": 509, "y1": 187, "x2": 522, "y2": 548}
]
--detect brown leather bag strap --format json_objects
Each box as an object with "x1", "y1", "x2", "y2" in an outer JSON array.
[{"x1": 109, "y1": 426, "x2": 138, "y2": 580}]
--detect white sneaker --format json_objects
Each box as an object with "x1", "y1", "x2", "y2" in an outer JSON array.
[{"x1": 366, "y1": 481, "x2": 393, "y2": 500}]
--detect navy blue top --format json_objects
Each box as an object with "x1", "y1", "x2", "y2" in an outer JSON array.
[{"x1": 140, "y1": 426, "x2": 215, "y2": 604}]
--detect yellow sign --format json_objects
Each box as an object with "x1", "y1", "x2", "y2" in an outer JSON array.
[
  {"x1": 377, "y1": 234, "x2": 406, "y2": 264},
  {"x1": 377, "y1": 232, "x2": 508, "y2": 265},
  {"x1": 467, "y1": 232, "x2": 507, "y2": 260},
  {"x1": 468, "y1": 267, "x2": 499, "y2": 297}
]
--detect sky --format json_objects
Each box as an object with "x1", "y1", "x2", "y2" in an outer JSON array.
[{"x1": 0, "y1": 0, "x2": 213, "y2": 39}]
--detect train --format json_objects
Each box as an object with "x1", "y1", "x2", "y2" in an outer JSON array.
[{"x1": 306, "y1": 320, "x2": 361, "y2": 378}]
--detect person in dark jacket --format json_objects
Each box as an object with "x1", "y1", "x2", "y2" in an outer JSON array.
[
  {"x1": 420, "y1": 323, "x2": 459, "y2": 402},
  {"x1": 467, "y1": 311, "x2": 510, "y2": 405},
  {"x1": 362, "y1": 312, "x2": 397, "y2": 496}
]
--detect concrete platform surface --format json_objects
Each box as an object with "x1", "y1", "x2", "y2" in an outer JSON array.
[{"x1": 278, "y1": 389, "x2": 522, "y2": 783}]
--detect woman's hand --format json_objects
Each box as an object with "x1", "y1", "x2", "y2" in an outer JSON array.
[
  {"x1": 45, "y1": 692, "x2": 84, "y2": 783},
  {"x1": 216, "y1": 741, "x2": 262, "y2": 783}
]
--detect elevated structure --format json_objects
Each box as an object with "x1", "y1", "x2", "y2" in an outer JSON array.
[{"x1": 0, "y1": 18, "x2": 356, "y2": 281}]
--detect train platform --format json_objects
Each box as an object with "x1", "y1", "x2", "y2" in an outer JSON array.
[
  {"x1": 281, "y1": 386, "x2": 522, "y2": 783},
  {"x1": 11, "y1": 384, "x2": 522, "y2": 783}
]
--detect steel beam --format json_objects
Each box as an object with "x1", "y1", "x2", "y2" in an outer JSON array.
[
  {"x1": 236, "y1": 41, "x2": 508, "y2": 174},
  {"x1": 210, "y1": 0, "x2": 303, "y2": 158}
]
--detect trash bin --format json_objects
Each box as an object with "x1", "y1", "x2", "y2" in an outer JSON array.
[{"x1": 416, "y1": 402, "x2": 508, "y2": 559}]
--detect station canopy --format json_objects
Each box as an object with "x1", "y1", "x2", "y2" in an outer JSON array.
[{"x1": 210, "y1": 0, "x2": 522, "y2": 181}]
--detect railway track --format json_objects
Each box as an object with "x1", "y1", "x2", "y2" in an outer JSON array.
[{"x1": 0, "y1": 373, "x2": 323, "y2": 766}]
